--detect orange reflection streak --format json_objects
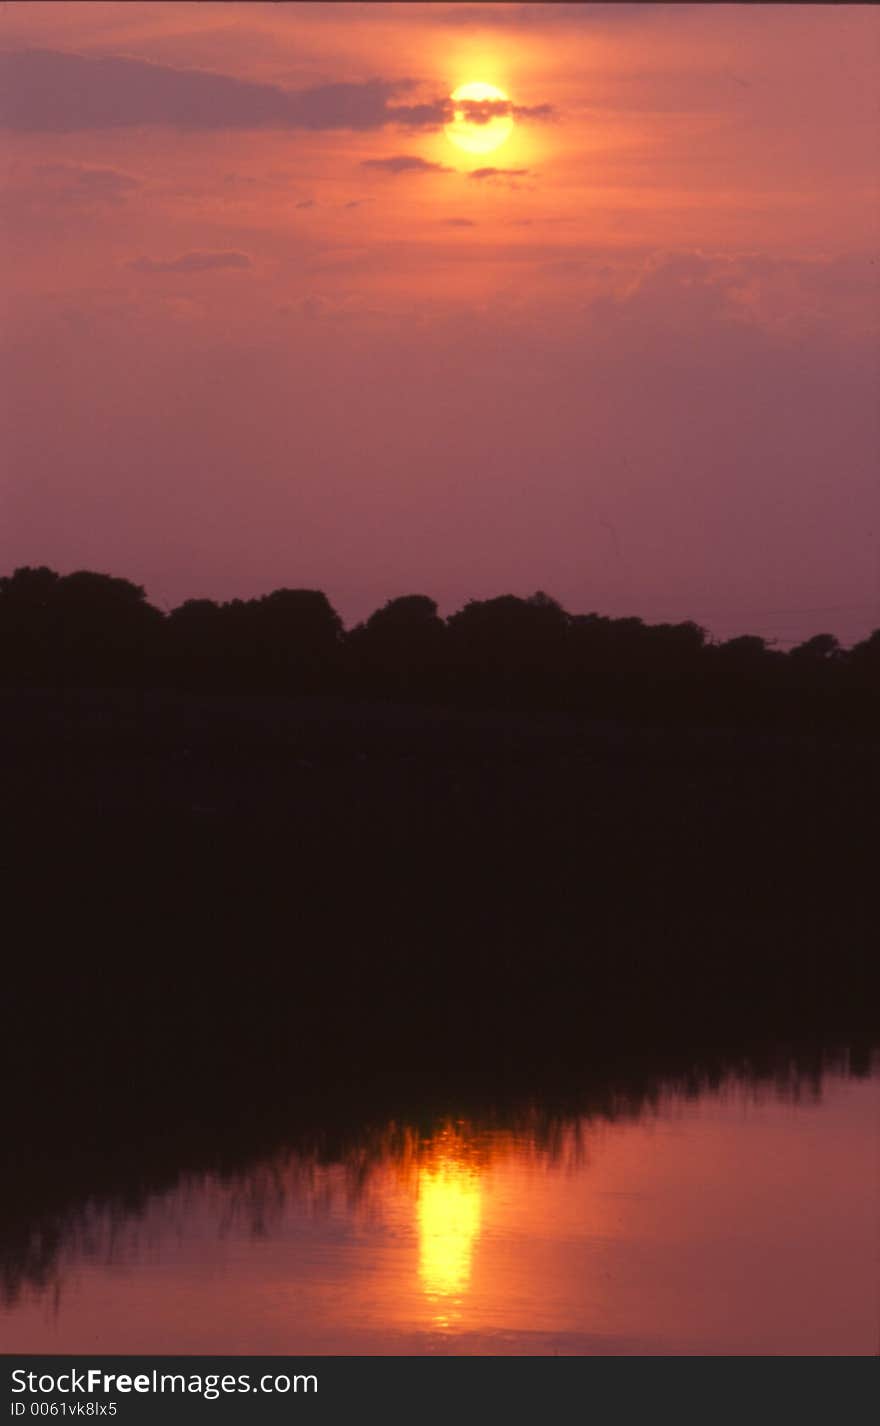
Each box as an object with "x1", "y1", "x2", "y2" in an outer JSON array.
[
  {"x1": 416, "y1": 1151, "x2": 482, "y2": 1313},
  {"x1": 387, "y1": 1121, "x2": 501, "y2": 1326}
]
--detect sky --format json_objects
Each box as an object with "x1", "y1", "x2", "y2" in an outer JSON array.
[{"x1": 1, "y1": 2, "x2": 878, "y2": 644}]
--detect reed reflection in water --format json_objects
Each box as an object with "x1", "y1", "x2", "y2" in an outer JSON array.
[{"x1": 2, "y1": 1057, "x2": 878, "y2": 1355}]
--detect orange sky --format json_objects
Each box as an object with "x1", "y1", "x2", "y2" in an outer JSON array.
[{"x1": 2, "y1": 3, "x2": 879, "y2": 642}]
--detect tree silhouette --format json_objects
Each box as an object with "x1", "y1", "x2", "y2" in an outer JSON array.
[
  {"x1": 712, "y1": 634, "x2": 776, "y2": 668},
  {"x1": 348, "y1": 594, "x2": 446, "y2": 697},
  {"x1": 247, "y1": 588, "x2": 344, "y2": 691},
  {"x1": 447, "y1": 592, "x2": 570, "y2": 702},
  {"x1": 790, "y1": 633, "x2": 841, "y2": 663},
  {"x1": 0, "y1": 566, "x2": 162, "y2": 684},
  {"x1": 1, "y1": 562, "x2": 878, "y2": 732},
  {"x1": 165, "y1": 599, "x2": 226, "y2": 689},
  {"x1": 0, "y1": 567, "x2": 61, "y2": 681},
  {"x1": 847, "y1": 629, "x2": 880, "y2": 694}
]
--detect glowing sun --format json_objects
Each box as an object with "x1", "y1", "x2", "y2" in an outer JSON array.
[{"x1": 444, "y1": 82, "x2": 514, "y2": 156}]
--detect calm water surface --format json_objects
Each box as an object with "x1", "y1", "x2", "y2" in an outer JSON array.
[{"x1": 4, "y1": 1062, "x2": 878, "y2": 1354}]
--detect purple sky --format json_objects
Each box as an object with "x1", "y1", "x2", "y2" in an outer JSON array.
[{"x1": 2, "y1": 3, "x2": 878, "y2": 643}]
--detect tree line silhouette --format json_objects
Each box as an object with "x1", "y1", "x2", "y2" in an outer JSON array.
[
  {"x1": 4, "y1": 567, "x2": 877, "y2": 1197},
  {"x1": 1, "y1": 565, "x2": 878, "y2": 729}
]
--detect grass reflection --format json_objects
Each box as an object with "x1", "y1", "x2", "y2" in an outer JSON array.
[{"x1": 3, "y1": 1043, "x2": 871, "y2": 1312}]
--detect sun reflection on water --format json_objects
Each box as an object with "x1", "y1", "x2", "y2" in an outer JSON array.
[{"x1": 412, "y1": 1126, "x2": 484, "y2": 1326}]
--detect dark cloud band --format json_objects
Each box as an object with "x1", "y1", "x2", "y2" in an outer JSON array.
[
  {"x1": 0, "y1": 50, "x2": 554, "y2": 134},
  {"x1": 128, "y1": 251, "x2": 252, "y2": 274},
  {"x1": 361, "y1": 155, "x2": 452, "y2": 174},
  {"x1": 468, "y1": 167, "x2": 531, "y2": 180}
]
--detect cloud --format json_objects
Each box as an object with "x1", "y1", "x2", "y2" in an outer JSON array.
[
  {"x1": 128, "y1": 251, "x2": 252, "y2": 274},
  {"x1": 362, "y1": 155, "x2": 452, "y2": 174},
  {"x1": 454, "y1": 99, "x2": 554, "y2": 126},
  {"x1": 0, "y1": 163, "x2": 144, "y2": 220},
  {"x1": 620, "y1": 250, "x2": 880, "y2": 343},
  {"x1": 0, "y1": 50, "x2": 409, "y2": 132},
  {"x1": 34, "y1": 163, "x2": 140, "y2": 202},
  {"x1": 385, "y1": 99, "x2": 451, "y2": 129},
  {"x1": 296, "y1": 199, "x2": 315, "y2": 209},
  {"x1": 0, "y1": 50, "x2": 555, "y2": 135},
  {"x1": 0, "y1": 161, "x2": 141, "y2": 233},
  {"x1": 443, "y1": 218, "x2": 476, "y2": 228},
  {"x1": 468, "y1": 167, "x2": 530, "y2": 181},
  {"x1": 511, "y1": 103, "x2": 555, "y2": 122},
  {"x1": 436, "y1": 3, "x2": 676, "y2": 31},
  {"x1": 391, "y1": 97, "x2": 555, "y2": 129}
]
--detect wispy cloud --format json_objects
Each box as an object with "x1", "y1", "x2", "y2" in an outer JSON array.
[
  {"x1": 468, "y1": 167, "x2": 530, "y2": 181},
  {"x1": 128, "y1": 251, "x2": 252, "y2": 274},
  {"x1": 435, "y1": 3, "x2": 675, "y2": 31},
  {"x1": 32, "y1": 163, "x2": 140, "y2": 204},
  {"x1": 454, "y1": 99, "x2": 554, "y2": 125},
  {"x1": 390, "y1": 96, "x2": 555, "y2": 129},
  {"x1": 362, "y1": 155, "x2": 452, "y2": 174}
]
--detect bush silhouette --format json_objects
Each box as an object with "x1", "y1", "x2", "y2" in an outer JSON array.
[
  {"x1": 348, "y1": 594, "x2": 447, "y2": 698},
  {"x1": 0, "y1": 566, "x2": 162, "y2": 684}
]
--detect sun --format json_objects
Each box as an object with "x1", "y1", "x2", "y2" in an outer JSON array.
[{"x1": 444, "y1": 82, "x2": 514, "y2": 156}]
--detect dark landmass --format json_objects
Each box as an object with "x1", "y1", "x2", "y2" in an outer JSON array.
[
  {"x1": 2, "y1": 567, "x2": 877, "y2": 1304},
  {"x1": 2, "y1": 565, "x2": 879, "y2": 735},
  {"x1": 4, "y1": 684, "x2": 876, "y2": 1101}
]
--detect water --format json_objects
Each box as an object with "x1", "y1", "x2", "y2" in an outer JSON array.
[{"x1": 3, "y1": 1059, "x2": 878, "y2": 1355}]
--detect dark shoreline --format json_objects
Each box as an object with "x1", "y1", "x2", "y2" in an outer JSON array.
[
  {"x1": 3, "y1": 683, "x2": 877, "y2": 1311},
  {"x1": 5, "y1": 685, "x2": 877, "y2": 1077}
]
